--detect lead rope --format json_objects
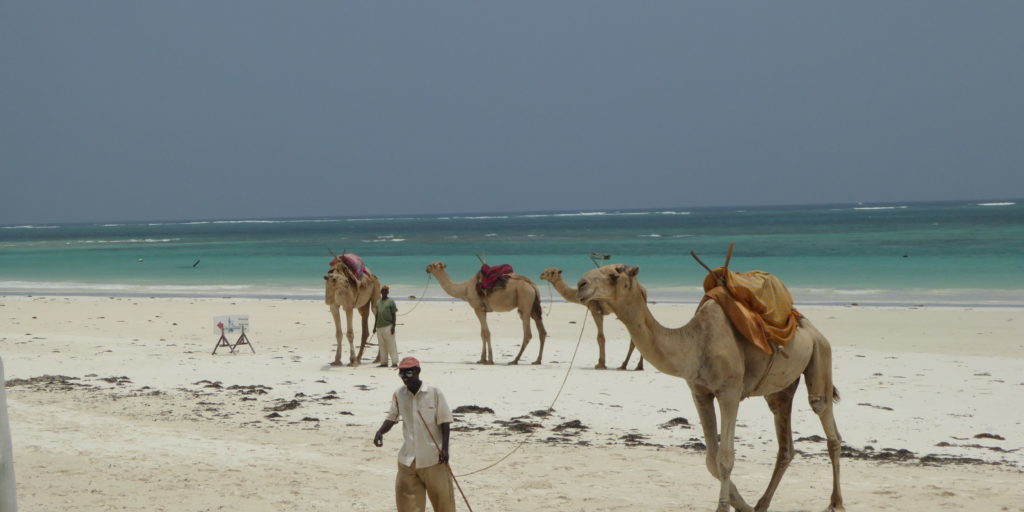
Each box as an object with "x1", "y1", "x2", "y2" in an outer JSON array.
[
  {"x1": 545, "y1": 281, "x2": 554, "y2": 317},
  {"x1": 397, "y1": 275, "x2": 432, "y2": 317},
  {"x1": 455, "y1": 308, "x2": 590, "y2": 478},
  {"x1": 418, "y1": 410, "x2": 475, "y2": 512}
]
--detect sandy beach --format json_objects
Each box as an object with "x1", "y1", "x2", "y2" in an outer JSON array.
[{"x1": 2, "y1": 294, "x2": 1023, "y2": 511}]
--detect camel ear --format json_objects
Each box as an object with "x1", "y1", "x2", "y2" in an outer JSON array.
[
  {"x1": 556, "y1": 269, "x2": 562, "y2": 276},
  {"x1": 614, "y1": 265, "x2": 627, "y2": 274},
  {"x1": 626, "y1": 266, "x2": 640, "y2": 277}
]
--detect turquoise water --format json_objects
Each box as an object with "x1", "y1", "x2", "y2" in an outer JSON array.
[{"x1": 2, "y1": 200, "x2": 1022, "y2": 305}]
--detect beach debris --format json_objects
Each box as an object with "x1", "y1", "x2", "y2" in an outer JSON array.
[
  {"x1": 301, "y1": 417, "x2": 319, "y2": 422},
  {"x1": 98, "y1": 376, "x2": 132, "y2": 385},
  {"x1": 493, "y1": 418, "x2": 543, "y2": 434},
  {"x1": 552, "y1": 420, "x2": 588, "y2": 432},
  {"x1": 973, "y1": 433, "x2": 1005, "y2": 440},
  {"x1": 4, "y1": 375, "x2": 85, "y2": 391},
  {"x1": 265, "y1": 412, "x2": 282, "y2": 419},
  {"x1": 658, "y1": 417, "x2": 691, "y2": 429},
  {"x1": 529, "y1": 409, "x2": 552, "y2": 418},
  {"x1": 453, "y1": 405, "x2": 494, "y2": 414},
  {"x1": 797, "y1": 435, "x2": 826, "y2": 443},
  {"x1": 267, "y1": 400, "x2": 301, "y2": 412},
  {"x1": 857, "y1": 402, "x2": 894, "y2": 411},
  {"x1": 226, "y1": 384, "x2": 271, "y2": 395}
]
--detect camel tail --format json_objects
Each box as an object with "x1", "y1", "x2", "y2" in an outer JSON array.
[
  {"x1": 832, "y1": 387, "x2": 841, "y2": 404},
  {"x1": 531, "y1": 291, "x2": 543, "y2": 322}
]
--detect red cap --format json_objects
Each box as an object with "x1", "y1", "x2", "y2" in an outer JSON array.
[{"x1": 397, "y1": 356, "x2": 420, "y2": 369}]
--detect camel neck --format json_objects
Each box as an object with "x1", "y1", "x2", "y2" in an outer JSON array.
[
  {"x1": 432, "y1": 270, "x2": 472, "y2": 302},
  {"x1": 549, "y1": 278, "x2": 582, "y2": 304},
  {"x1": 612, "y1": 293, "x2": 698, "y2": 379}
]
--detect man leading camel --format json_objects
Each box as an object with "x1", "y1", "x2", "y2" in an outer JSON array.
[
  {"x1": 375, "y1": 286, "x2": 400, "y2": 368},
  {"x1": 373, "y1": 357, "x2": 455, "y2": 512}
]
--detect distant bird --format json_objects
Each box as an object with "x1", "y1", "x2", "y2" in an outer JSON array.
[{"x1": 192, "y1": 260, "x2": 201, "y2": 267}]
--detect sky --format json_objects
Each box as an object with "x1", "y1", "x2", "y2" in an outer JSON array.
[{"x1": 2, "y1": 2, "x2": 1022, "y2": 224}]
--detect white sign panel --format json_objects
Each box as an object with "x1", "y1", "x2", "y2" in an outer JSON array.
[{"x1": 214, "y1": 315, "x2": 250, "y2": 334}]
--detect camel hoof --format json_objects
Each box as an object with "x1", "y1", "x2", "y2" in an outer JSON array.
[
  {"x1": 616, "y1": 366, "x2": 627, "y2": 371},
  {"x1": 531, "y1": 360, "x2": 542, "y2": 365},
  {"x1": 507, "y1": 360, "x2": 519, "y2": 366},
  {"x1": 329, "y1": 361, "x2": 343, "y2": 367},
  {"x1": 349, "y1": 361, "x2": 361, "y2": 367},
  {"x1": 595, "y1": 364, "x2": 607, "y2": 370}
]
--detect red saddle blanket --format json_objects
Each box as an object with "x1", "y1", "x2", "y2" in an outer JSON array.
[
  {"x1": 331, "y1": 253, "x2": 371, "y2": 280},
  {"x1": 478, "y1": 264, "x2": 513, "y2": 290}
]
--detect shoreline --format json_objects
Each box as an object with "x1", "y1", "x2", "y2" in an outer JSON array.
[{"x1": 3, "y1": 282, "x2": 1024, "y2": 309}]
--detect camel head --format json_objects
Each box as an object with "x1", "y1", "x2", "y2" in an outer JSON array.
[
  {"x1": 539, "y1": 267, "x2": 563, "y2": 283},
  {"x1": 577, "y1": 264, "x2": 641, "y2": 309},
  {"x1": 425, "y1": 261, "x2": 447, "y2": 275}
]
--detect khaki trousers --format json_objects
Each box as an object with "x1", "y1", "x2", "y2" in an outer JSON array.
[
  {"x1": 396, "y1": 461, "x2": 455, "y2": 512},
  {"x1": 376, "y1": 326, "x2": 399, "y2": 366}
]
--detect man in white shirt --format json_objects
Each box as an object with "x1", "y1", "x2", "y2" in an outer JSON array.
[{"x1": 373, "y1": 357, "x2": 455, "y2": 512}]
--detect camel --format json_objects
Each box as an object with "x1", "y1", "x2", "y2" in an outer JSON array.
[
  {"x1": 539, "y1": 267, "x2": 643, "y2": 370},
  {"x1": 324, "y1": 261, "x2": 381, "y2": 366},
  {"x1": 425, "y1": 262, "x2": 547, "y2": 365},
  {"x1": 576, "y1": 264, "x2": 843, "y2": 512}
]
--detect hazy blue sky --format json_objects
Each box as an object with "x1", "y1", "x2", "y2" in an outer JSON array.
[{"x1": 2, "y1": 2, "x2": 1022, "y2": 224}]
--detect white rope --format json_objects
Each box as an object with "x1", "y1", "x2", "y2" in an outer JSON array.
[
  {"x1": 455, "y1": 308, "x2": 590, "y2": 478},
  {"x1": 397, "y1": 275, "x2": 432, "y2": 317}
]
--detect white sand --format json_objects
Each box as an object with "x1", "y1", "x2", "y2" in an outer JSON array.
[{"x1": 2, "y1": 294, "x2": 1022, "y2": 511}]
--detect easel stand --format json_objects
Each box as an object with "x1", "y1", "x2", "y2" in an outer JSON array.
[
  {"x1": 212, "y1": 326, "x2": 256, "y2": 355},
  {"x1": 212, "y1": 327, "x2": 232, "y2": 355},
  {"x1": 233, "y1": 326, "x2": 256, "y2": 354}
]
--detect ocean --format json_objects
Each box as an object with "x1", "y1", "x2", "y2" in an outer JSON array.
[{"x1": 2, "y1": 200, "x2": 1022, "y2": 306}]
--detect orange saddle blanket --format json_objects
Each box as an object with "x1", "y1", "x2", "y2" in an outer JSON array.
[{"x1": 699, "y1": 268, "x2": 802, "y2": 355}]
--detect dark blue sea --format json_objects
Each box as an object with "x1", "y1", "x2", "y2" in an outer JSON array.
[{"x1": 2, "y1": 200, "x2": 1022, "y2": 306}]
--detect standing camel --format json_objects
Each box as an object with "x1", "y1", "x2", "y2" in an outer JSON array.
[
  {"x1": 576, "y1": 265, "x2": 843, "y2": 512},
  {"x1": 539, "y1": 268, "x2": 643, "y2": 370},
  {"x1": 324, "y1": 262, "x2": 381, "y2": 366},
  {"x1": 425, "y1": 262, "x2": 547, "y2": 365}
]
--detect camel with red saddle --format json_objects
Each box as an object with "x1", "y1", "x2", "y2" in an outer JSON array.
[
  {"x1": 324, "y1": 255, "x2": 381, "y2": 366},
  {"x1": 576, "y1": 262, "x2": 844, "y2": 512},
  {"x1": 425, "y1": 262, "x2": 547, "y2": 365}
]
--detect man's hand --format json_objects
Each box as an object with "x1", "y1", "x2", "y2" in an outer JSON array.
[
  {"x1": 438, "y1": 449, "x2": 449, "y2": 464},
  {"x1": 373, "y1": 430, "x2": 385, "y2": 447},
  {"x1": 390, "y1": 325, "x2": 396, "y2": 335}
]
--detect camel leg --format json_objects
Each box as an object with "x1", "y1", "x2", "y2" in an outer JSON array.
[
  {"x1": 618, "y1": 340, "x2": 634, "y2": 370},
  {"x1": 714, "y1": 390, "x2": 752, "y2": 512},
  {"x1": 355, "y1": 302, "x2": 371, "y2": 362},
  {"x1": 329, "y1": 305, "x2": 346, "y2": 366},
  {"x1": 592, "y1": 309, "x2": 607, "y2": 369},
  {"x1": 510, "y1": 309, "x2": 533, "y2": 365},
  {"x1": 530, "y1": 304, "x2": 547, "y2": 365},
  {"x1": 691, "y1": 388, "x2": 751, "y2": 512},
  {"x1": 806, "y1": 339, "x2": 844, "y2": 512},
  {"x1": 755, "y1": 379, "x2": 799, "y2": 512},
  {"x1": 473, "y1": 308, "x2": 493, "y2": 365},
  {"x1": 344, "y1": 307, "x2": 359, "y2": 366},
  {"x1": 635, "y1": 353, "x2": 644, "y2": 371}
]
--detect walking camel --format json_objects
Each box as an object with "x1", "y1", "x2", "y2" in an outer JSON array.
[
  {"x1": 576, "y1": 264, "x2": 843, "y2": 512},
  {"x1": 324, "y1": 260, "x2": 381, "y2": 366},
  {"x1": 539, "y1": 267, "x2": 643, "y2": 370},
  {"x1": 425, "y1": 262, "x2": 547, "y2": 365}
]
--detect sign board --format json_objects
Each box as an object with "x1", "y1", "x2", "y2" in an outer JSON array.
[{"x1": 214, "y1": 315, "x2": 250, "y2": 334}]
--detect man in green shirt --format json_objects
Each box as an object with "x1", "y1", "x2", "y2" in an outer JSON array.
[{"x1": 375, "y1": 285, "x2": 400, "y2": 367}]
